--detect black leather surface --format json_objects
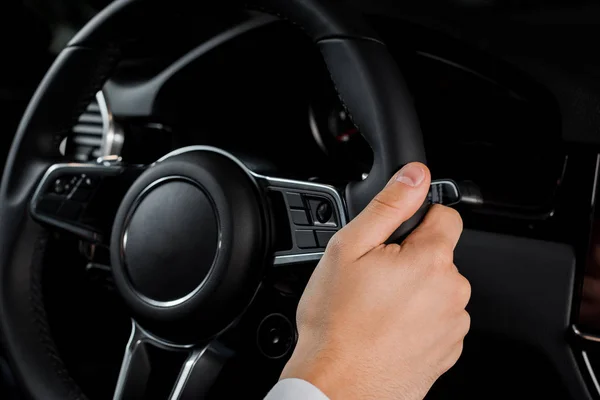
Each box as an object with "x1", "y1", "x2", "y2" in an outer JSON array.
[
  {"x1": 0, "y1": 219, "x2": 88, "y2": 400},
  {"x1": 124, "y1": 180, "x2": 219, "y2": 302},
  {"x1": 68, "y1": 0, "x2": 380, "y2": 47},
  {"x1": 318, "y1": 38, "x2": 427, "y2": 224},
  {"x1": 258, "y1": 0, "x2": 379, "y2": 41}
]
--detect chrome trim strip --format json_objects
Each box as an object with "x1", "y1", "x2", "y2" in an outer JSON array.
[
  {"x1": 97, "y1": 91, "x2": 124, "y2": 157},
  {"x1": 113, "y1": 320, "x2": 196, "y2": 400},
  {"x1": 135, "y1": 321, "x2": 195, "y2": 350},
  {"x1": 308, "y1": 105, "x2": 328, "y2": 155},
  {"x1": 273, "y1": 252, "x2": 325, "y2": 265},
  {"x1": 157, "y1": 145, "x2": 348, "y2": 266},
  {"x1": 157, "y1": 145, "x2": 263, "y2": 181},
  {"x1": 583, "y1": 350, "x2": 600, "y2": 396},
  {"x1": 591, "y1": 153, "x2": 600, "y2": 208},
  {"x1": 169, "y1": 348, "x2": 209, "y2": 400},
  {"x1": 572, "y1": 325, "x2": 600, "y2": 343},
  {"x1": 113, "y1": 321, "x2": 146, "y2": 400}
]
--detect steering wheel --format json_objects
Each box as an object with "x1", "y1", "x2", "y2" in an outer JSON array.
[{"x1": 0, "y1": 0, "x2": 429, "y2": 399}]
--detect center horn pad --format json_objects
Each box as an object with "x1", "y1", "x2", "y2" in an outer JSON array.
[
  {"x1": 123, "y1": 178, "x2": 219, "y2": 303},
  {"x1": 111, "y1": 149, "x2": 266, "y2": 342}
]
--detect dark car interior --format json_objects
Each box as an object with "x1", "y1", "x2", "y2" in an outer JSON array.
[{"x1": 3, "y1": 0, "x2": 600, "y2": 399}]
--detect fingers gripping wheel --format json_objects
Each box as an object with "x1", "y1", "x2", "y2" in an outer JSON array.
[{"x1": 319, "y1": 38, "x2": 428, "y2": 234}]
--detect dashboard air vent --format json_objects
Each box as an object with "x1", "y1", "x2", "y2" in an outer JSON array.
[{"x1": 66, "y1": 91, "x2": 123, "y2": 162}]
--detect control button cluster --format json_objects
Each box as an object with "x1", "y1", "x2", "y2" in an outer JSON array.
[
  {"x1": 285, "y1": 191, "x2": 338, "y2": 250},
  {"x1": 35, "y1": 173, "x2": 99, "y2": 221},
  {"x1": 30, "y1": 163, "x2": 133, "y2": 243}
]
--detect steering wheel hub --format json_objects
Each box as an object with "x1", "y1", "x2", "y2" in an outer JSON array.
[
  {"x1": 110, "y1": 149, "x2": 266, "y2": 342},
  {"x1": 122, "y1": 177, "x2": 220, "y2": 304}
]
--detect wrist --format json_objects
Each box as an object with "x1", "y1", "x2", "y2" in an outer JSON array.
[{"x1": 280, "y1": 340, "x2": 352, "y2": 398}]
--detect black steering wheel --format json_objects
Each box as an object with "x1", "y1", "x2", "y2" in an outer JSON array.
[{"x1": 0, "y1": 0, "x2": 428, "y2": 399}]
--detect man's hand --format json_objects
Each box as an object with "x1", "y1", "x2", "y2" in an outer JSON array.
[{"x1": 280, "y1": 163, "x2": 470, "y2": 400}]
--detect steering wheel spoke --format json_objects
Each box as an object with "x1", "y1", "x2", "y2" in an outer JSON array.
[
  {"x1": 113, "y1": 322, "x2": 152, "y2": 400},
  {"x1": 169, "y1": 344, "x2": 232, "y2": 400},
  {"x1": 255, "y1": 175, "x2": 348, "y2": 267},
  {"x1": 30, "y1": 158, "x2": 145, "y2": 243},
  {"x1": 114, "y1": 321, "x2": 232, "y2": 400}
]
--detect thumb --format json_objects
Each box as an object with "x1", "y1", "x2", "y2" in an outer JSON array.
[{"x1": 338, "y1": 162, "x2": 431, "y2": 258}]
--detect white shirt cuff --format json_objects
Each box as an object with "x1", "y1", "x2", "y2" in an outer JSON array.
[{"x1": 264, "y1": 378, "x2": 329, "y2": 400}]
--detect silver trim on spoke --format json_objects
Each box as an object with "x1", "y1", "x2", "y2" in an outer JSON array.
[
  {"x1": 572, "y1": 325, "x2": 600, "y2": 344},
  {"x1": 113, "y1": 321, "x2": 150, "y2": 400},
  {"x1": 273, "y1": 252, "x2": 325, "y2": 265},
  {"x1": 169, "y1": 348, "x2": 209, "y2": 400},
  {"x1": 135, "y1": 321, "x2": 196, "y2": 350},
  {"x1": 114, "y1": 320, "x2": 229, "y2": 400},
  {"x1": 113, "y1": 321, "x2": 197, "y2": 400},
  {"x1": 582, "y1": 350, "x2": 600, "y2": 396}
]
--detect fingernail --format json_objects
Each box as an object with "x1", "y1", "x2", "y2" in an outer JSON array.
[{"x1": 395, "y1": 163, "x2": 425, "y2": 187}]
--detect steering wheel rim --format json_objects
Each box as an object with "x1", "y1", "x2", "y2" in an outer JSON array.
[{"x1": 0, "y1": 1, "x2": 426, "y2": 399}]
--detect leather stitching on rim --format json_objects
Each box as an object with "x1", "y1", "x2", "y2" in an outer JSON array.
[
  {"x1": 30, "y1": 232, "x2": 88, "y2": 400},
  {"x1": 24, "y1": 46, "x2": 122, "y2": 400},
  {"x1": 243, "y1": 2, "x2": 366, "y2": 143}
]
